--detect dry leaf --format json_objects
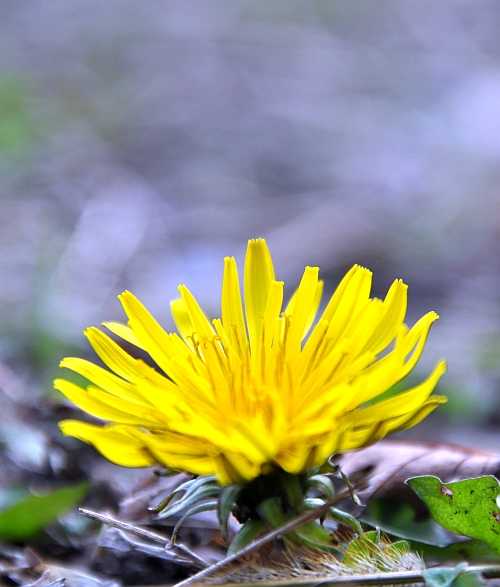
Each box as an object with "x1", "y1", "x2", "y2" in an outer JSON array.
[{"x1": 338, "y1": 440, "x2": 500, "y2": 503}]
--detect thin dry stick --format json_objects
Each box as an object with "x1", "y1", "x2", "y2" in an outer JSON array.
[
  {"x1": 184, "y1": 565, "x2": 500, "y2": 587},
  {"x1": 171, "y1": 487, "x2": 353, "y2": 587},
  {"x1": 79, "y1": 507, "x2": 208, "y2": 568}
]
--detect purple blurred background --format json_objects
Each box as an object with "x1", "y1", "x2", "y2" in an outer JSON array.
[{"x1": 1, "y1": 1, "x2": 500, "y2": 445}]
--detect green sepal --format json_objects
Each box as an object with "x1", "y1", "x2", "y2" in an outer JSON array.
[
  {"x1": 282, "y1": 474, "x2": 305, "y2": 511},
  {"x1": 258, "y1": 497, "x2": 286, "y2": 527},
  {"x1": 227, "y1": 519, "x2": 266, "y2": 555},
  {"x1": 218, "y1": 485, "x2": 241, "y2": 541},
  {"x1": 157, "y1": 482, "x2": 220, "y2": 519},
  {"x1": 171, "y1": 499, "x2": 218, "y2": 541},
  {"x1": 304, "y1": 496, "x2": 327, "y2": 525},
  {"x1": 153, "y1": 475, "x2": 216, "y2": 513},
  {"x1": 304, "y1": 497, "x2": 325, "y2": 509},
  {"x1": 329, "y1": 506, "x2": 363, "y2": 534},
  {"x1": 172, "y1": 475, "x2": 217, "y2": 501},
  {"x1": 258, "y1": 496, "x2": 338, "y2": 551},
  {"x1": 306, "y1": 474, "x2": 335, "y2": 498},
  {"x1": 293, "y1": 521, "x2": 340, "y2": 553}
]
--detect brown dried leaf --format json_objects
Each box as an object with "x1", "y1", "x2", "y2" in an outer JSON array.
[{"x1": 338, "y1": 440, "x2": 500, "y2": 503}]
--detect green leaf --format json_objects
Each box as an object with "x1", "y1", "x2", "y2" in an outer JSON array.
[
  {"x1": 421, "y1": 539, "x2": 500, "y2": 562},
  {"x1": 363, "y1": 497, "x2": 456, "y2": 547},
  {"x1": 362, "y1": 499, "x2": 499, "y2": 561},
  {"x1": 452, "y1": 572, "x2": 486, "y2": 587},
  {"x1": 407, "y1": 475, "x2": 500, "y2": 554},
  {"x1": 227, "y1": 519, "x2": 266, "y2": 555},
  {"x1": 0, "y1": 482, "x2": 88, "y2": 541},
  {"x1": 218, "y1": 485, "x2": 241, "y2": 541},
  {"x1": 423, "y1": 563, "x2": 484, "y2": 587}
]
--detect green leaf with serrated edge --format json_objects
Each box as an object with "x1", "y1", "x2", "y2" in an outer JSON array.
[
  {"x1": 306, "y1": 474, "x2": 335, "y2": 498},
  {"x1": 0, "y1": 482, "x2": 88, "y2": 540},
  {"x1": 157, "y1": 484, "x2": 220, "y2": 519},
  {"x1": 172, "y1": 499, "x2": 218, "y2": 541},
  {"x1": 423, "y1": 563, "x2": 470, "y2": 587},
  {"x1": 218, "y1": 485, "x2": 241, "y2": 541},
  {"x1": 227, "y1": 519, "x2": 266, "y2": 555},
  {"x1": 407, "y1": 475, "x2": 500, "y2": 554}
]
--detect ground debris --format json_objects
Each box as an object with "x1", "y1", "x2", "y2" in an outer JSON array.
[
  {"x1": 339, "y1": 440, "x2": 500, "y2": 504},
  {"x1": 0, "y1": 543, "x2": 119, "y2": 586}
]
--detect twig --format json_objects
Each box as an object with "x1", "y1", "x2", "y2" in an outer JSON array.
[
  {"x1": 171, "y1": 487, "x2": 353, "y2": 587},
  {"x1": 147, "y1": 564, "x2": 500, "y2": 587},
  {"x1": 212, "y1": 565, "x2": 500, "y2": 586},
  {"x1": 78, "y1": 507, "x2": 208, "y2": 568}
]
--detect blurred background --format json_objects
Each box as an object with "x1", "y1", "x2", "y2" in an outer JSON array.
[{"x1": 0, "y1": 0, "x2": 500, "y2": 580}]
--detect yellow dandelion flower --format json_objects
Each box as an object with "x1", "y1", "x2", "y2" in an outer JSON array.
[{"x1": 56, "y1": 238, "x2": 446, "y2": 486}]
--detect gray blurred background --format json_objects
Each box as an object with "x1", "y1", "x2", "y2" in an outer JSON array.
[{"x1": 1, "y1": 0, "x2": 500, "y2": 443}]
